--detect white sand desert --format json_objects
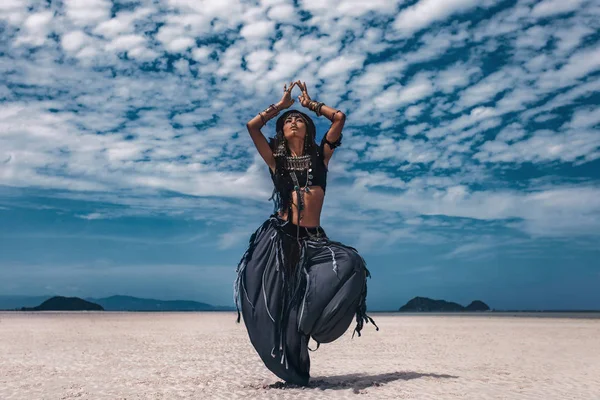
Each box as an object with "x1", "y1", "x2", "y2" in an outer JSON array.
[{"x1": 1, "y1": 312, "x2": 599, "y2": 399}]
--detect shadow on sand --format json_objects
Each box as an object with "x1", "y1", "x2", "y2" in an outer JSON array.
[{"x1": 268, "y1": 371, "x2": 459, "y2": 391}]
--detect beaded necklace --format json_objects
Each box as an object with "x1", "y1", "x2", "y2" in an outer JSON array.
[
  {"x1": 269, "y1": 151, "x2": 315, "y2": 223},
  {"x1": 288, "y1": 153, "x2": 313, "y2": 242},
  {"x1": 272, "y1": 111, "x2": 317, "y2": 242}
]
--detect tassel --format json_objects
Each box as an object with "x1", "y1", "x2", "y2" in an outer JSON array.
[
  {"x1": 367, "y1": 315, "x2": 380, "y2": 331},
  {"x1": 352, "y1": 260, "x2": 378, "y2": 338},
  {"x1": 326, "y1": 245, "x2": 339, "y2": 277},
  {"x1": 233, "y1": 219, "x2": 270, "y2": 323},
  {"x1": 262, "y1": 262, "x2": 276, "y2": 323}
]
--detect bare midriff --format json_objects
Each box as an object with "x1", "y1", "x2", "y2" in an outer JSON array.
[{"x1": 277, "y1": 186, "x2": 325, "y2": 227}]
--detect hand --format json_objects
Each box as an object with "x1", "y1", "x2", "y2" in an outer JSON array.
[
  {"x1": 296, "y1": 80, "x2": 312, "y2": 108},
  {"x1": 278, "y1": 81, "x2": 297, "y2": 109}
]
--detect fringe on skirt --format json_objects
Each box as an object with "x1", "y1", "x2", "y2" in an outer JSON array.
[{"x1": 233, "y1": 213, "x2": 378, "y2": 385}]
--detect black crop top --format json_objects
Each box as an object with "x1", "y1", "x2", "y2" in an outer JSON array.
[
  {"x1": 269, "y1": 142, "x2": 328, "y2": 193},
  {"x1": 268, "y1": 133, "x2": 343, "y2": 195},
  {"x1": 267, "y1": 133, "x2": 343, "y2": 220}
]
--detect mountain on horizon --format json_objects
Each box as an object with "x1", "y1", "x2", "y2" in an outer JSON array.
[
  {"x1": 21, "y1": 296, "x2": 104, "y2": 311},
  {"x1": 0, "y1": 294, "x2": 235, "y2": 311},
  {"x1": 85, "y1": 295, "x2": 234, "y2": 311},
  {"x1": 399, "y1": 296, "x2": 491, "y2": 312}
]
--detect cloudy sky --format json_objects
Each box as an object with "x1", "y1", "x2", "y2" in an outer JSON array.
[{"x1": 1, "y1": 0, "x2": 599, "y2": 311}]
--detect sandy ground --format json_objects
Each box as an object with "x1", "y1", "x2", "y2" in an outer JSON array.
[{"x1": 1, "y1": 312, "x2": 599, "y2": 399}]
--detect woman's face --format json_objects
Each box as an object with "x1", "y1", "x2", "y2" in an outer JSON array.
[{"x1": 282, "y1": 113, "x2": 307, "y2": 140}]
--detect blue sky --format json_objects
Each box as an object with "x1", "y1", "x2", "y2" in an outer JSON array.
[{"x1": 1, "y1": 0, "x2": 599, "y2": 310}]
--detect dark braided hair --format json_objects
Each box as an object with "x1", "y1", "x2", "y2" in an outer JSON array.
[{"x1": 267, "y1": 109, "x2": 318, "y2": 215}]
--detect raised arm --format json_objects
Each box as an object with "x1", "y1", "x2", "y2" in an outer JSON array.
[
  {"x1": 296, "y1": 81, "x2": 346, "y2": 167},
  {"x1": 246, "y1": 82, "x2": 297, "y2": 173}
]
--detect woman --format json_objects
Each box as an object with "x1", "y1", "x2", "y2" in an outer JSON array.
[{"x1": 234, "y1": 80, "x2": 378, "y2": 386}]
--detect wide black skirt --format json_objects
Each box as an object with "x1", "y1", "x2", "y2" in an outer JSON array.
[{"x1": 234, "y1": 213, "x2": 378, "y2": 385}]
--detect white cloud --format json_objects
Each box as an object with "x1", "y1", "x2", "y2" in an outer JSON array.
[
  {"x1": 445, "y1": 242, "x2": 495, "y2": 258},
  {"x1": 405, "y1": 104, "x2": 425, "y2": 120},
  {"x1": 352, "y1": 182, "x2": 600, "y2": 238},
  {"x1": 61, "y1": 30, "x2": 91, "y2": 52},
  {"x1": 14, "y1": 10, "x2": 54, "y2": 47},
  {"x1": 348, "y1": 60, "x2": 406, "y2": 100},
  {"x1": 521, "y1": 78, "x2": 600, "y2": 122},
  {"x1": 436, "y1": 62, "x2": 479, "y2": 94},
  {"x1": 0, "y1": 0, "x2": 31, "y2": 25},
  {"x1": 267, "y1": 4, "x2": 296, "y2": 23},
  {"x1": 393, "y1": 0, "x2": 494, "y2": 37},
  {"x1": 454, "y1": 68, "x2": 515, "y2": 111},
  {"x1": 64, "y1": 0, "x2": 112, "y2": 26},
  {"x1": 564, "y1": 106, "x2": 600, "y2": 130},
  {"x1": 425, "y1": 106, "x2": 498, "y2": 139},
  {"x1": 373, "y1": 73, "x2": 435, "y2": 112},
  {"x1": 240, "y1": 21, "x2": 276, "y2": 40},
  {"x1": 531, "y1": 0, "x2": 587, "y2": 19},
  {"x1": 514, "y1": 25, "x2": 550, "y2": 49},
  {"x1": 191, "y1": 46, "x2": 214, "y2": 63},
  {"x1": 474, "y1": 129, "x2": 600, "y2": 165},
  {"x1": 156, "y1": 25, "x2": 196, "y2": 53},
  {"x1": 536, "y1": 43, "x2": 600, "y2": 90},
  {"x1": 552, "y1": 24, "x2": 595, "y2": 56},
  {"x1": 105, "y1": 35, "x2": 146, "y2": 52},
  {"x1": 399, "y1": 74, "x2": 435, "y2": 105},
  {"x1": 264, "y1": 50, "x2": 312, "y2": 82},
  {"x1": 495, "y1": 122, "x2": 526, "y2": 142},
  {"x1": 318, "y1": 54, "x2": 366, "y2": 79},
  {"x1": 336, "y1": 0, "x2": 400, "y2": 17},
  {"x1": 0, "y1": 0, "x2": 598, "y2": 246},
  {"x1": 91, "y1": 7, "x2": 155, "y2": 40},
  {"x1": 245, "y1": 49, "x2": 273, "y2": 72},
  {"x1": 405, "y1": 122, "x2": 428, "y2": 136}
]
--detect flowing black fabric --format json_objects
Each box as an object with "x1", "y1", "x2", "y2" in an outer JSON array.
[{"x1": 233, "y1": 213, "x2": 378, "y2": 385}]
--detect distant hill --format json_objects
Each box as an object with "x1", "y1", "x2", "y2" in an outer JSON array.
[
  {"x1": 465, "y1": 300, "x2": 490, "y2": 311},
  {"x1": 0, "y1": 295, "x2": 57, "y2": 309},
  {"x1": 85, "y1": 295, "x2": 234, "y2": 311},
  {"x1": 399, "y1": 296, "x2": 490, "y2": 312},
  {"x1": 0, "y1": 295, "x2": 235, "y2": 311},
  {"x1": 21, "y1": 296, "x2": 104, "y2": 311}
]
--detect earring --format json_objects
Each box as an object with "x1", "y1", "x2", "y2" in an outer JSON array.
[
  {"x1": 276, "y1": 130, "x2": 286, "y2": 157},
  {"x1": 283, "y1": 135, "x2": 290, "y2": 156}
]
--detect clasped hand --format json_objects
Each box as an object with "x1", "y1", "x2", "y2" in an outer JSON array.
[{"x1": 279, "y1": 80, "x2": 313, "y2": 109}]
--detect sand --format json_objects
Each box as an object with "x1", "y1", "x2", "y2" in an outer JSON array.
[{"x1": 1, "y1": 312, "x2": 599, "y2": 399}]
